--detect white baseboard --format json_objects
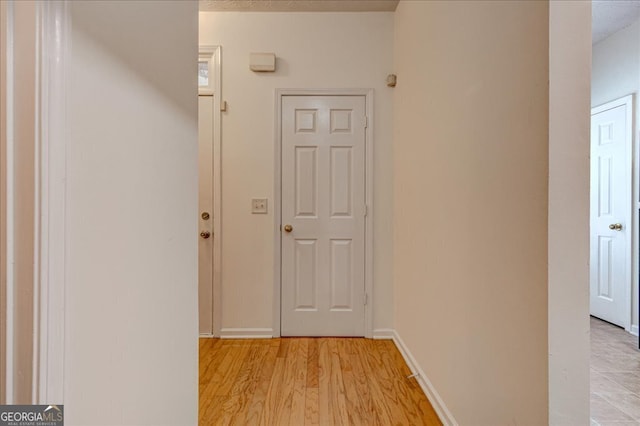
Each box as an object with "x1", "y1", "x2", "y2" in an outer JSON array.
[
  {"x1": 219, "y1": 328, "x2": 273, "y2": 339},
  {"x1": 631, "y1": 325, "x2": 639, "y2": 337},
  {"x1": 199, "y1": 333, "x2": 216, "y2": 338},
  {"x1": 391, "y1": 330, "x2": 457, "y2": 426},
  {"x1": 372, "y1": 328, "x2": 394, "y2": 339}
]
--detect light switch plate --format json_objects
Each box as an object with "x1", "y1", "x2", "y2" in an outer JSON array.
[{"x1": 251, "y1": 198, "x2": 268, "y2": 214}]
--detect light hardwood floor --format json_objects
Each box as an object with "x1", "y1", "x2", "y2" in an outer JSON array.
[{"x1": 199, "y1": 338, "x2": 442, "y2": 425}]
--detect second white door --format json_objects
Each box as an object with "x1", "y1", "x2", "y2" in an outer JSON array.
[
  {"x1": 281, "y1": 95, "x2": 367, "y2": 336},
  {"x1": 198, "y1": 94, "x2": 214, "y2": 335},
  {"x1": 590, "y1": 96, "x2": 633, "y2": 328}
]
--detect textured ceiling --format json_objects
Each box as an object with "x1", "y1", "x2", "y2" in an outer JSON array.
[
  {"x1": 593, "y1": 0, "x2": 640, "y2": 44},
  {"x1": 200, "y1": 0, "x2": 640, "y2": 44},
  {"x1": 199, "y1": 0, "x2": 399, "y2": 12}
]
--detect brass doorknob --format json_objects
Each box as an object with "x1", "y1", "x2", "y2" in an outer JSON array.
[
  {"x1": 609, "y1": 223, "x2": 623, "y2": 231},
  {"x1": 283, "y1": 224, "x2": 293, "y2": 233},
  {"x1": 200, "y1": 231, "x2": 211, "y2": 239}
]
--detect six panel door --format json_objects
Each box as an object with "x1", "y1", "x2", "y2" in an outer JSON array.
[
  {"x1": 281, "y1": 95, "x2": 367, "y2": 336},
  {"x1": 590, "y1": 100, "x2": 631, "y2": 328}
]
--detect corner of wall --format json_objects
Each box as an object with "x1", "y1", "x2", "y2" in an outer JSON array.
[
  {"x1": 391, "y1": 331, "x2": 457, "y2": 425},
  {"x1": 548, "y1": 1, "x2": 592, "y2": 423}
]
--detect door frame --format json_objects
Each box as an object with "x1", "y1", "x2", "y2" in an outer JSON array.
[
  {"x1": 273, "y1": 89, "x2": 374, "y2": 338},
  {"x1": 590, "y1": 94, "x2": 635, "y2": 333},
  {"x1": 1, "y1": 0, "x2": 70, "y2": 403},
  {"x1": 198, "y1": 45, "x2": 222, "y2": 337}
]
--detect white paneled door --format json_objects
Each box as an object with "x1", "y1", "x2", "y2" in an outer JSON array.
[
  {"x1": 590, "y1": 96, "x2": 633, "y2": 328},
  {"x1": 198, "y1": 94, "x2": 214, "y2": 335},
  {"x1": 281, "y1": 95, "x2": 367, "y2": 336}
]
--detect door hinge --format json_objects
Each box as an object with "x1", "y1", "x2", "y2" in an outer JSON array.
[
  {"x1": 364, "y1": 204, "x2": 368, "y2": 217},
  {"x1": 364, "y1": 116, "x2": 368, "y2": 128},
  {"x1": 364, "y1": 293, "x2": 368, "y2": 306}
]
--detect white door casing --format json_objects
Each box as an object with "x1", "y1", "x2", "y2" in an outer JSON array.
[
  {"x1": 280, "y1": 95, "x2": 367, "y2": 336},
  {"x1": 1, "y1": 0, "x2": 69, "y2": 404},
  {"x1": 590, "y1": 95, "x2": 633, "y2": 329}
]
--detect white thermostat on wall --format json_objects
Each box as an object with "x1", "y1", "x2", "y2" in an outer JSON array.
[{"x1": 250, "y1": 53, "x2": 276, "y2": 72}]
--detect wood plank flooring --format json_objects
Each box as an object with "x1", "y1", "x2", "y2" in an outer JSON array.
[
  {"x1": 590, "y1": 317, "x2": 640, "y2": 424},
  {"x1": 199, "y1": 338, "x2": 442, "y2": 425}
]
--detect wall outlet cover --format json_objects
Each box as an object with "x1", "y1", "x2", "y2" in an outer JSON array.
[{"x1": 251, "y1": 198, "x2": 268, "y2": 214}]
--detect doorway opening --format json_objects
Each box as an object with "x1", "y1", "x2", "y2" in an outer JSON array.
[
  {"x1": 589, "y1": 3, "x2": 640, "y2": 422},
  {"x1": 198, "y1": 45, "x2": 222, "y2": 337}
]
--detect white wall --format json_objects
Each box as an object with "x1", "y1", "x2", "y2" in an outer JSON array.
[
  {"x1": 12, "y1": 0, "x2": 37, "y2": 404},
  {"x1": 393, "y1": 1, "x2": 549, "y2": 423},
  {"x1": 592, "y1": 18, "x2": 640, "y2": 334},
  {"x1": 65, "y1": 1, "x2": 198, "y2": 424},
  {"x1": 548, "y1": 2, "x2": 592, "y2": 424},
  {"x1": 0, "y1": 0, "x2": 6, "y2": 402},
  {"x1": 198, "y1": 12, "x2": 395, "y2": 334},
  {"x1": 0, "y1": 0, "x2": 37, "y2": 404},
  {"x1": 592, "y1": 18, "x2": 640, "y2": 108}
]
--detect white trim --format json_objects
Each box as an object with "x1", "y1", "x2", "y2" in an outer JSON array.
[
  {"x1": 391, "y1": 330, "x2": 457, "y2": 426},
  {"x1": 2, "y1": 0, "x2": 15, "y2": 404},
  {"x1": 364, "y1": 91, "x2": 374, "y2": 339},
  {"x1": 219, "y1": 328, "x2": 274, "y2": 339},
  {"x1": 592, "y1": 95, "x2": 634, "y2": 333},
  {"x1": 199, "y1": 333, "x2": 216, "y2": 339},
  {"x1": 591, "y1": 95, "x2": 634, "y2": 115},
  {"x1": 35, "y1": 0, "x2": 69, "y2": 404},
  {"x1": 273, "y1": 88, "x2": 375, "y2": 338},
  {"x1": 372, "y1": 328, "x2": 394, "y2": 339},
  {"x1": 631, "y1": 325, "x2": 639, "y2": 337},
  {"x1": 32, "y1": 0, "x2": 42, "y2": 402},
  {"x1": 273, "y1": 92, "x2": 282, "y2": 338},
  {"x1": 212, "y1": 46, "x2": 222, "y2": 338},
  {"x1": 631, "y1": 92, "x2": 639, "y2": 336},
  {"x1": 0, "y1": 0, "x2": 5, "y2": 404},
  {"x1": 199, "y1": 45, "x2": 222, "y2": 337}
]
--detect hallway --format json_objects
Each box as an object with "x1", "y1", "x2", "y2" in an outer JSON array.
[
  {"x1": 591, "y1": 317, "x2": 640, "y2": 424},
  {"x1": 199, "y1": 338, "x2": 441, "y2": 425}
]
